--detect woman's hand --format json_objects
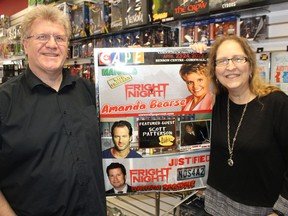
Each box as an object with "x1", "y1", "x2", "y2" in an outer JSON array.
[{"x1": 190, "y1": 42, "x2": 208, "y2": 54}]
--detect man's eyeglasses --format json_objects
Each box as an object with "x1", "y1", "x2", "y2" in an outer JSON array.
[
  {"x1": 26, "y1": 33, "x2": 68, "y2": 44},
  {"x1": 215, "y1": 56, "x2": 248, "y2": 67}
]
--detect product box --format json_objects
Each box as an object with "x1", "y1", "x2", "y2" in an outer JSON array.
[
  {"x1": 71, "y1": 2, "x2": 90, "y2": 39},
  {"x1": 0, "y1": 14, "x2": 10, "y2": 29},
  {"x1": 131, "y1": 30, "x2": 142, "y2": 46},
  {"x1": 122, "y1": 32, "x2": 133, "y2": 47},
  {"x1": 56, "y1": 2, "x2": 72, "y2": 15},
  {"x1": 173, "y1": 0, "x2": 209, "y2": 20},
  {"x1": 194, "y1": 19, "x2": 210, "y2": 45},
  {"x1": 152, "y1": 0, "x2": 174, "y2": 22},
  {"x1": 110, "y1": 0, "x2": 125, "y2": 32},
  {"x1": 123, "y1": 0, "x2": 150, "y2": 29},
  {"x1": 89, "y1": 1, "x2": 106, "y2": 35},
  {"x1": 181, "y1": 20, "x2": 196, "y2": 46},
  {"x1": 210, "y1": 15, "x2": 238, "y2": 43},
  {"x1": 142, "y1": 28, "x2": 153, "y2": 47},
  {"x1": 240, "y1": 15, "x2": 268, "y2": 41},
  {"x1": 103, "y1": 0, "x2": 111, "y2": 33}
]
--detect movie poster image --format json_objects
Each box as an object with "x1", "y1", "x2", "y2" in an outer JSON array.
[
  {"x1": 270, "y1": 51, "x2": 288, "y2": 94},
  {"x1": 94, "y1": 47, "x2": 213, "y2": 195}
]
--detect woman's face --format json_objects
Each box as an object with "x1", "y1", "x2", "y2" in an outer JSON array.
[
  {"x1": 183, "y1": 72, "x2": 210, "y2": 98},
  {"x1": 215, "y1": 40, "x2": 251, "y2": 94}
]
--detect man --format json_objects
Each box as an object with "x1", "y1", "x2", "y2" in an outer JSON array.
[
  {"x1": 0, "y1": 5, "x2": 106, "y2": 215},
  {"x1": 182, "y1": 122, "x2": 205, "y2": 145},
  {"x1": 106, "y1": 162, "x2": 132, "y2": 194},
  {"x1": 102, "y1": 120, "x2": 142, "y2": 158}
]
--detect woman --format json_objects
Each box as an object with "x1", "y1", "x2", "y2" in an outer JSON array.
[
  {"x1": 179, "y1": 63, "x2": 213, "y2": 111},
  {"x1": 205, "y1": 35, "x2": 288, "y2": 215}
]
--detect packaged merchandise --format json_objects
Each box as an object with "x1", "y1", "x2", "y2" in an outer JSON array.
[
  {"x1": 89, "y1": 1, "x2": 106, "y2": 35},
  {"x1": 209, "y1": 15, "x2": 238, "y2": 43},
  {"x1": 71, "y1": 2, "x2": 90, "y2": 38},
  {"x1": 152, "y1": 0, "x2": 174, "y2": 22},
  {"x1": 110, "y1": 0, "x2": 125, "y2": 32},
  {"x1": 194, "y1": 19, "x2": 210, "y2": 45},
  {"x1": 240, "y1": 15, "x2": 268, "y2": 41}
]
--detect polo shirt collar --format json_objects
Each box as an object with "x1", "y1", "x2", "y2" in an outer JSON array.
[{"x1": 24, "y1": 67, "x2": 77, "y2": 90}]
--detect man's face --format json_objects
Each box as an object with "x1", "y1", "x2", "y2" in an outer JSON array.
[
  {"x1": 185, "y1": 125, "x2": 193, "y2": 133},
  {"x1": 113, "y1": 126, "x2": 131, "y2": 152},
  {"x1": 108, "y1": 168, "x2": 125, "y2": 190},
  {"x1": 23, "y1": 18, "x2": 68, "y2": 76},
  {"x1": 183, "y1": 72, "x2": 210, "y2": 98}
]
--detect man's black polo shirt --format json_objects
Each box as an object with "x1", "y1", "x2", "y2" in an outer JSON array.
[{"x1": 0, "y1": 68, "x2": 106, "y2": 215}]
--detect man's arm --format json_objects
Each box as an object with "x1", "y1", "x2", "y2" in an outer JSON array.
[{"x1": 0, "y1": 191, "x2": 16, "y2": 216}]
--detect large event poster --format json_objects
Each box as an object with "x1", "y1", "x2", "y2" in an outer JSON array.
[
  {"x1": 94, "y1": 47, "x2": 213, "y2": 196},
  {"x1": 271, "y1": 51, "x2": 288, "y2": 95}
]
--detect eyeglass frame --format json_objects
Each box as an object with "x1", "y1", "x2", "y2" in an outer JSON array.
[
  {"x1": 25, "y1": 33, "x2": 68, "y2": 45},
  {"x1": 215, "y1": 56, "x2": 249, "y2": 67}
]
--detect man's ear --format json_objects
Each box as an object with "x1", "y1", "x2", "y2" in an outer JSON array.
[{"x1": 23, "y1": 40, "x2": 29, "y2": 55}]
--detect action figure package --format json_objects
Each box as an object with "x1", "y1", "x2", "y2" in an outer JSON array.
[
  {"x1": 152, "y1": 26, "x2": 176, "y2": 47},
  {"x1": 152, "y1": 0, "x2": 174, "y2": 22},
  {"x1": 0, "y1": 14, "x2": 10, "y2": 29},
  {"x1": 123, "y1": 0, "x2": 150, "y2": 29},
  {"x1": 173, "y1": 0, "x2": 209, "y2": 20},
  {"x1": 152, "y1": 26, "x2": 165, "y2": 47},
  {"x1": 167, "y1": 27, "x2": 179, "y2": 47},
  {"x1": 210, "y1": 15, "x2": 238, "y2": 43},
  {"x1": 94, "y1": 38, "x2": 104, "y2": 48},
  {"x1": 112, "y1": 34, "x2": 123, "y2": 47},
  {"x1": 132, "y1": 30, "x2": 142, "y2": 46},
  {"x1": 240, "y1": 15, "x2": 268, "y2": 41},
  {"x1": 194, "y1": 19, "x2": 210, "y2": 45},
  {"x1": 103, "y1": 0, "x2": 111, "y2": 33},
  {"x1": 71, "y1": 2, "x2": 90, "y2": 38},
  {"x1": 86, "y1": 40, "x2": 94, "y2": 57},
  {"x1": 72, "y1": 43, "x2": 80, "y2": 59},
  {"x1": 181, "y1": 20, "x2": 196, "y2": 46},
  {"x1": 104, "y1": 36, "x2": 113, "y2": 48},
  {"x1": 56, "y1": 2, "x2": 73, "y2": 15},
  {"x1": 142, "y1": 28, "x2": 153, "y2": 47},
  {"x1": 122, "y1": 32, "x2": 133, "y2": 47},
  {"x1": 89, "y1": 1, "x2": 106, "y2": 35},
  {"x1": 110, "y1": 0, "x2": 125, "y2": 32}
]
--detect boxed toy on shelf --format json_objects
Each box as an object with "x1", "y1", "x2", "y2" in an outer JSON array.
[
  {"x1": 194, "y1": 19, "x2": 210, "y2": 45},
  {"x1": 88, "y1": 1, "x2": 106, "y2": 35},
  {"x1": 240, "y1": 15, "x2": 268, "y2": 41},
  {"x1": 123, "y1": 0, "x2": 150, "y2": 29},
  {"x1": 71, "y1": 2, "x2": 90, "y2": 38},
  {"x1": 173, "y1": 0, "x2": 209, "y2": 19},
  {"x1": 209, "y1": 15, "x2": 238, "y2": 43},
  {"x1": 110, "y1": 0, "x2": 125, "y2": 32},
  {"x1": 152, "y1": 0, "x2": 174, "y2": 22},
  {"x1": 181, "y1": 20, "x2": 195, "y2": 46}
]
